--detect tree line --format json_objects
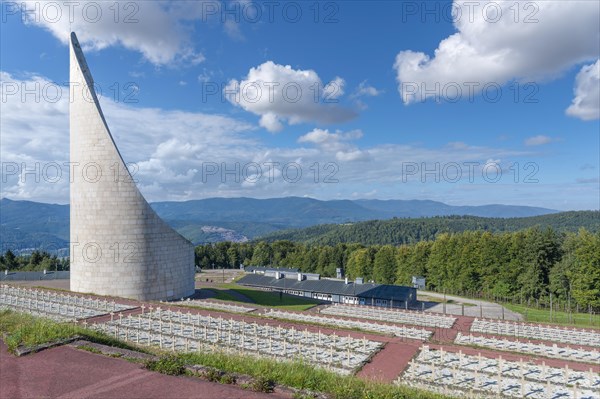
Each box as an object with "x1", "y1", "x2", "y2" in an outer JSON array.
[
  {"x1": 195, "y1": 228, "x2": 600, "y2": 310},
  {"x1": 0, "y1": 250, "x2": 69, "y2": 272},
  {"x1": 258, "y1": 211, "x2": 600, "y2": 245},
  {"x1": 1, "y1": 226, "x2": 596, "y2": 310}
]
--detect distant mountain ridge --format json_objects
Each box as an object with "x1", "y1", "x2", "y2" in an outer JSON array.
[
  {"x1": 150, "y1": 197, "x2": 558, "y2": 225},
  {"x1": 0, "y1": 197, "x2": 565, "y2": 251},
  {"x1": 353, "y1": 199, "x2": 557, "y2": 218}
]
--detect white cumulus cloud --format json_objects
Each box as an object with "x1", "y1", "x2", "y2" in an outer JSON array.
[
  {"x1": 323, "y1": 77, "x2": 345, "y2": 100},
  {"x1": 4, "y1": 71, "x2": 594, "y2": 208},
  {"x1": 394, "y1": 1, "x2": 600, "y2": 104},
  {"x1": 566, "y1": 60, "x2": 600, "y2": 121},
  {"x1": 18, "y1": 1, "x2": 210, "y2": 65},
  {"x1": 298, "y1": 128, "x2": 369, "y2": 161},
  {"x1": 225, "y1": 61, "x2": 357, "y2": 132},
  {"x1": 0, "y1": 71, "x2": 253, "y2": 202}
]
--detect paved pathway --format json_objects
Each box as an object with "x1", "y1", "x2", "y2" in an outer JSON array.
[
  {"x1": 416, "y1": 291, "x2": 523, "y2": 321},
  {"x1": 0, "y1": 341, "x2": 288, "y2": 399},
  {"x1": 357, "y1": 340, "x2": 420, "y2": 382},
  {"x1": 431, "y1": 316, "x2": 474, "y2": 343}
]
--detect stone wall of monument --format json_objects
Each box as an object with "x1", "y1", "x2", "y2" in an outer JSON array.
[{"x1": 69, "y1": 33, "x2": 195, "y2": 300}]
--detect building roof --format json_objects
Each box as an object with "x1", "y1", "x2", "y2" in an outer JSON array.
[
  {"x1": 244, "y1": 266, "x2": 299, "y2": 273},
  {"x1": 0, "y1": 271, "x2": 70, "y2": 281},
  {"x1": 237, "y1": 274, "x2": 414, "y2": 300}
]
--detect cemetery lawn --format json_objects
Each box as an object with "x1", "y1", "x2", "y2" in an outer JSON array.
[
  {"x1": 230, "y1": 288, "x2": 320, "y2": 311},
  {"x1": 178, "y1": 351, "x2": 451, "y2": 399},
  {"x1": 0, "y1": 310, "x2": 141, "y2": 354},
  {"x1": 0, "y1": 311, "x2": 453, "y2": 399},
  {"x1": 214, "y1": 284, "x2": 321, "y2": 311},
  {"x1": 503, "y1": 303, "x2": 600, "y2": 328},
  {"x1": 203, "y1": 288, "x2": 239, "y2": 302}
]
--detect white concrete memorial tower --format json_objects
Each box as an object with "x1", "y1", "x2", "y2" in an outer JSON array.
[{"x1": 69, "y1": 32, "x2": 195, "y2": 300}]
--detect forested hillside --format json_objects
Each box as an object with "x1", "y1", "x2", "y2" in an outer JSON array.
[
  {"x1": 1, "y1": 197, "x2": 561, "y2": 250},
  {"x1": 0, "y1": 250, "x2": 69, "y2": 272},
  {"x1": 258, "y1": 211, "x2": 600, "y2": 245},
  {"x1": 195, "y1": 227, "x2": 600, "y2": 310}
]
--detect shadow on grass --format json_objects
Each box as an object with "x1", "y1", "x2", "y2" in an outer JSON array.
[
  {"x1": 198, "y1": 285, "x2": 321, "y2": 311},
  {"x1": 229, "y1": 287, "x2": 322, "y2": 311}
]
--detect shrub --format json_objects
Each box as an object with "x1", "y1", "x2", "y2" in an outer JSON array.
[
  {"x1": 219, "y1": 373, "x2": 236, "y2": 384},
  {"x1": 250, "y1": 376, "x2": 275, "y2": 393},
  {"x1": 144, "y1": 355, "x2": 186, "y2": 376},
  {"x1": 202, "y1": 368, "x2": 222, "y2": 382}
]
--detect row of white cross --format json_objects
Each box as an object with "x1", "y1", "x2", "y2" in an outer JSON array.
[
  {"x1": 90, "y1": 308, "x2": 382, "y2": 375},
  {"x1": 265, "y1": 309, "x2": 432, "y2": 340},
  {"x1": 321, "y1": 303, "x2": 456, "y2": 328},
  {"x1": 174, "y1": 299, "x2": 256, "y2": 314},
  {"x1": 0, "y1": 285, "x2": 132, "y2": 312},
  {"x1": 1, "y1": 294, "x2": 98, "y2": 322},
  {"x1": 471, "y1": 319, "x2": 600, "y2": 348},
  {"x1": 397, "y1": 346, "x2": 600, "y2": 399},
  {"x1": 0, "y1": 286, "x2": 134, "y2": 321},
  {"x1": 455, "y1": 333, "x2": 600, "y2": 365}
]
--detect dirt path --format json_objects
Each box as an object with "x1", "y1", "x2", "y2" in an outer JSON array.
[{"x1": 0, "y1": 341, "x2": 288, "y2": 399}]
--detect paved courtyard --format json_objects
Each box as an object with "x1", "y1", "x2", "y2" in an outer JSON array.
[{"x1": 0, "y1": 341, "x2": 288, "y2": 399}]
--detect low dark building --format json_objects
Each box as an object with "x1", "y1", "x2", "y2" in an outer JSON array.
[
  {"x1": 242, "y1": 266, "x2": 299, "y2": 274},
  {"x1": 237, "y1": 271, "x2": 417, "y2": 308}
]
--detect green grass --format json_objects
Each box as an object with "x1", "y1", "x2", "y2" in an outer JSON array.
[
  {"x1": 503, "y1": 303, "x2": 600, "y2": 328},
  {"x1": 144, "y1": 355, "x2": 186, "y2": 375},
  {"x1": 205, "y1": 283, "x2": 321, "y2": 311},
  {"x1": 0, "y1": 310, "x2": 143, "y2": 354},
  {"x1": 202, "y1": 288, "x2": 239, "y2": 302},
  {"x1": 229, "y1": 286, "x2": 321, "y2": 311},
  {"x1": 178, "y1": 351, "x2": 452, "y2": 399}
]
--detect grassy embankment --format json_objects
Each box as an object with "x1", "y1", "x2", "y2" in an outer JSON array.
[
  {"x1": 0, "y1": 309, "x2": 140, "y2": 353},
  {"x1": 503, "y1": 303, "x2": 600, "y2": 328}
]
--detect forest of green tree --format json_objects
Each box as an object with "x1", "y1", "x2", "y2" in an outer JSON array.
[
  {"x1": 195, "y1": 228, "x2": 600, "y2": 310},
  {"x1": 258, "y1": 211, "x2": 600, "y2": 245},
  {"x1": 0, "y1": 250, "x2": 69, "y2": 272}
]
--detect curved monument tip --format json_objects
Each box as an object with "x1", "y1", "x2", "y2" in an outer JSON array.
[{"x1": 69, "y1": 32, "x2": 195, "y2": 300}]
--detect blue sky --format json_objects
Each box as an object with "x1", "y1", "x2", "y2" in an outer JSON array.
[{"x1": 1, "y1": 1, "x2": 598, "y2": 210}]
